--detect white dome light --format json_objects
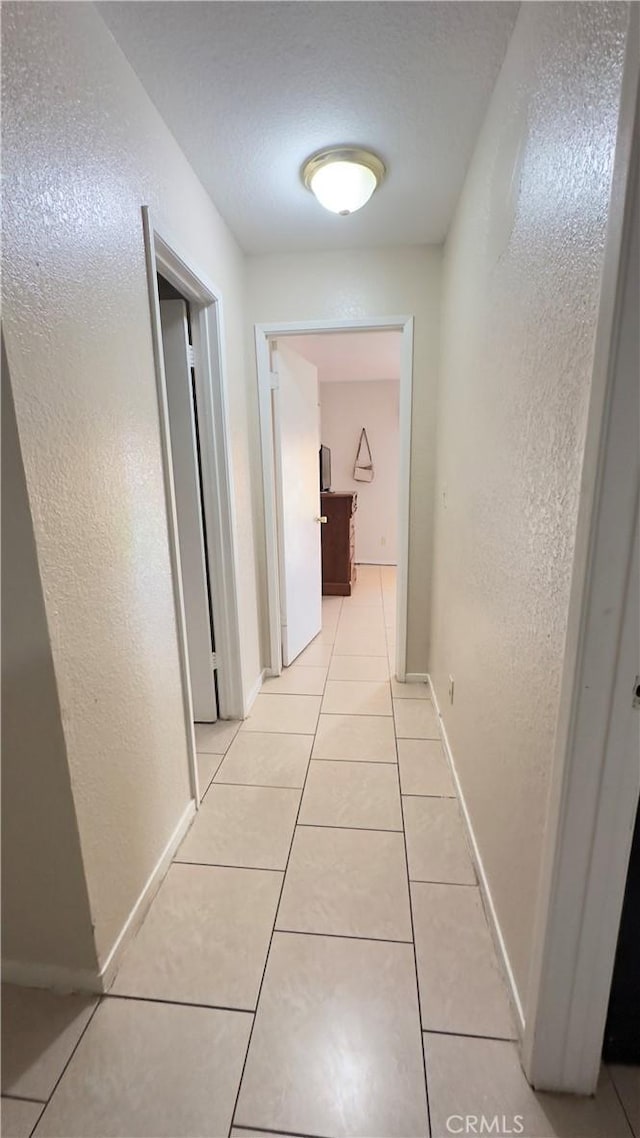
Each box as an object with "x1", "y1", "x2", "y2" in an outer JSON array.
[{"x1": 302, "y1": 148, "x2": 386, "y2": 216}]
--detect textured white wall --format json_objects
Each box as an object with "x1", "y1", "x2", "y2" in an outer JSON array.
[
  {"x1": 320, "y1": 381, "x2": 400, "y2": 564},
  {"x1": 247, "y1": 247, "x2": 441, "y2": 675},
  {"x1": 2, "y1": 351, "x2": 97, "y2": 975},
  {"x1": 2, "y1": 2, "x2": 263, "y2": 969},
  {"x1": 429, "y1": 2, "x2": 630, "y2": 1006}
]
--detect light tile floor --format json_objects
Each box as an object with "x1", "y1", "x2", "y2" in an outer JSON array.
[{"x1": 2, "y1": 565, "x2": 637, "y2": 1138}]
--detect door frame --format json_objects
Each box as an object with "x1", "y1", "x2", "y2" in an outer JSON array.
[
  {"x1": 159, "y1": 298, "x2": 218, "y2": 724},
  {"x1": 255, "y1": 316, "x2": 414, "y2": 678},
  {"x1": 522, "y1": 31, "x2": 639, "y2": 1095},
  {"x1": 142, "y1": 207, "x2": 245, "y2": 802}
]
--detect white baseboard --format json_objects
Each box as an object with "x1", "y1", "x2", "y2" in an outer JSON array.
[
  {"x1": 404, "y1": 672, "x2": 430, "y2": 685},
  {"x1": 428, "y1": 675, "x2": 526, "y2": 1035},
  {"x1": 3, "y1": 799, "x2": 196, "y2": 996},
  {"x1": 243, "y1": 669, "x2": 266, "y2": 715},
  {"x1": 1, "y1": 958, "x2": 103, "y2": 994},
  {"x1": 98, "y1": 798, "x2": 196, "y2": 990}
]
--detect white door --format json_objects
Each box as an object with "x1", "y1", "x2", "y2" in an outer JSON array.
[
  {"x1": 160, "y1": 299, "x2": 217, "y2": 721},
  {"x1": 273, "y1": 342, "x2": 322, "y2": 665}
]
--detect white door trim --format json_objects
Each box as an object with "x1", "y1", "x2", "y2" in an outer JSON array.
[
  {"x1": 255, "y1": 316, "x2": 414, "y2": 679},
  {"x1": 142, "y1": 208, "x2": 245, "y2": 804},
  {"x1": 522, "y1": 26, "x2": 639, "y2": 1094}
]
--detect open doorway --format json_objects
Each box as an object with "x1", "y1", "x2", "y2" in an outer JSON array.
[
  {"x1": 142, "y1": 208, "x2": 245, "y2": 803},
  {"x1": 157, "y1": 274, "x2": 218, "y2": 724},
  {"x1": 255, "y1": 318, "x2": 413, "y2": 680}
]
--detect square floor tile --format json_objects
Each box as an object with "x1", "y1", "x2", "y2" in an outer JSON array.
[
  {"x1": 300, "y1": 760, "x2": 402, "y2": 830},
  {"x1": 322, "y1": 605, "x2": 340, "y2": 624},
  {"x1": 276, "y1": 826, "x2": 412, "y2": 941},
  {"x1": 328, "y1": 655, "x2": 390, "y2": 681},
  {"x1": 319, "y1": 625, "x2": 339, "y2": 642},
  {"x1": 235, "y1": 932, "x2": 428, "y2": 1138},
  {"x1": 261, "y1": 666, "x2": 327, "y2": 696},
  {"x1": 215, "y1": 732, "x2": 311, "y2": 788},
  {"x1": 1, "y1": 985, "x2": 98, "y2": 1101},
  {"x1": 241, "y1": 694, "x2": 321, "y2": 735},
  {"x1": 425, "y1": 1035, "x2": 632, "y2": 1138},
  {"x1": 343, "y1": 583, "x2": 383, "y2": 607},
  {"x1": 111, "y1": 863, "x2": 282, "y2": 1010},
  {"x1": 398, "y1": 739, "x2": 455, "y2": 797},
  {"x1": 345, "y1": 596, "x2": 384, "y2": 612},
  {"x1": 338, "y1": 604, "x2": 385, "y2": 628},
  {"x1": 294, "y1": 638, "x2": 333, "y2": 666},
  {"x1": 391, "y1": 678, "x2": 430, "y2": 700},
  {"x1": 394, "y1": 699, "x2": 440, "y2": 739},
  {"x1": 312, "y1": 714, "x2": 397, "y2": 763},
  {"x1": 195, "y1": 720, "x2": 240, "y2": 754},
  {"x1": 177, "y1": 784, "x2": 300, "y2": 869},
  {"x1": 196, "y1": 752, "x2": 223, "y2": 799},
  {"x1": 341, "y1": 591, "x2": 383, "y2": 608},
  {"x1": 609, "y1": 1065, "x2": 639, "y2": 1135},
  {"x1": 321, "y1": 680, "x2": 392, "y2": 716},
  {"x1": 1, "y1": 1098, "x2": 44, "y2": 1138},
  {"x1": 334, "y1": 628, "x2": 387, "y2": 656},
  {"x1": 403, "y1": 797, "x2": 475, "y2": 884},
  {"x1": 33, "y1": 998, "x2": 252, "y2": 1138},
  {"x1": 319, "y1": 630, "x2": 338, "y2": 646},
  {"x1": 412, "y1": 882, "x2": 515, "y2": 1038},
  {"x1": 322, "y1": 595, "x2": 343, "y2": 610}
]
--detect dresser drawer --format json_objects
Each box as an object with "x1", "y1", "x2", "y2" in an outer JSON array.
[{"x1": 320, "y1": 491, "x2": 358, "y2": 596}]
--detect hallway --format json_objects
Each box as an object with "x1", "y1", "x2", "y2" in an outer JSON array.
[{"x1": 2, "y1": 568, "x2": 636, "y2": 1138}]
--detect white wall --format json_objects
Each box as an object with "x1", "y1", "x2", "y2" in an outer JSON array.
[
  {"x1": 247, "y1": 247, "x2": 441, "y2": 676},
  {"x1": 2, "y1": 349, "x2": 98, "y2": 978},
  {"x1": 429, "y1": 1, "x2": 631, "y2": 1012},
  {"x1": 320, "y1": 380, "x2": 400, "y2": 564},
  {"x1": 2, "y1": 2, "x2": 263, "y2": 975}
]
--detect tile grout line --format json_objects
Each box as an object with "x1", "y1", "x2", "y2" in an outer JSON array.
[
  {"x1": 307, "y1": 756, "x2": 398, "y2": 766},
  {"x1": 228, "y1": 593, "x2": 342, "y2": 1137},
  {"x1": 409, "y1": 877, "x2": 479, "y2": 887},
  {"x1": 296, "y1": 822, "x2": 403, "y2": 833},
  {"x1": 232, "y1": 1124, "x2": 329, "y2": 1138},
  {"x1": 173, "y1": 859, "x2": 285, "y2": 872},
  {"x1": 0, "y1": 1094, "x2": 47, "y2": 1106},
  {"x1": 273, "y1": 928, "x2": 414, "y2": 947},
  {"x1": 422, "y1": 1026, "x2": 520, "y2": 1044},
  {"x1": 607, "y1": 1068, "x2": 637, "y2": 1138},
  {"x1": 386, "y1": 581, "x2": 434, "y2": 1138},
  {"x1": 104, "y1": 991, "x2": 255, "y2": 1016},
  {"x1": 26, "y1": 994, "x2": 102, "y2": 1130},
  {"x1": 211, "y1": 781, "x2": 307, "y2": 791},
  {"x1": 402, "y1": 792, "x2": 457, "y2": 799}
]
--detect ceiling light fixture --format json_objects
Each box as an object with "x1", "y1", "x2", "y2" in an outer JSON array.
[{"x1": 301, "y1": 147, "x2": 386, "y2": 216}]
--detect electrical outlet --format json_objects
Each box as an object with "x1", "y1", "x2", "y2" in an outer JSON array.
[
  {"x1": 381, "y1": 536, "x2": 386, "y2": 547},
  {"x1": 448, "y1": 675, "x2": 455, "y2": 704}
]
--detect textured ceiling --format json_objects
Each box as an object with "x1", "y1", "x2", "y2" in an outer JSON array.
[
  {"x1": 285, "y1": 332, "x2": 401, "y2": 383},
  {"x1": 99, "y1": 1, "x2": 519, "y2": 254}
]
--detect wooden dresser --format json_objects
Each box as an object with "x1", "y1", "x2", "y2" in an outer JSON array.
[{"x1": 320, "y1": 491, "x2": 357, "y2": 596}]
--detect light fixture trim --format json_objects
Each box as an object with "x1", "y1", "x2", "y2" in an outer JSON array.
[{"x1": 301, "y1": 146, "x2": 386, "y2": 214}]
